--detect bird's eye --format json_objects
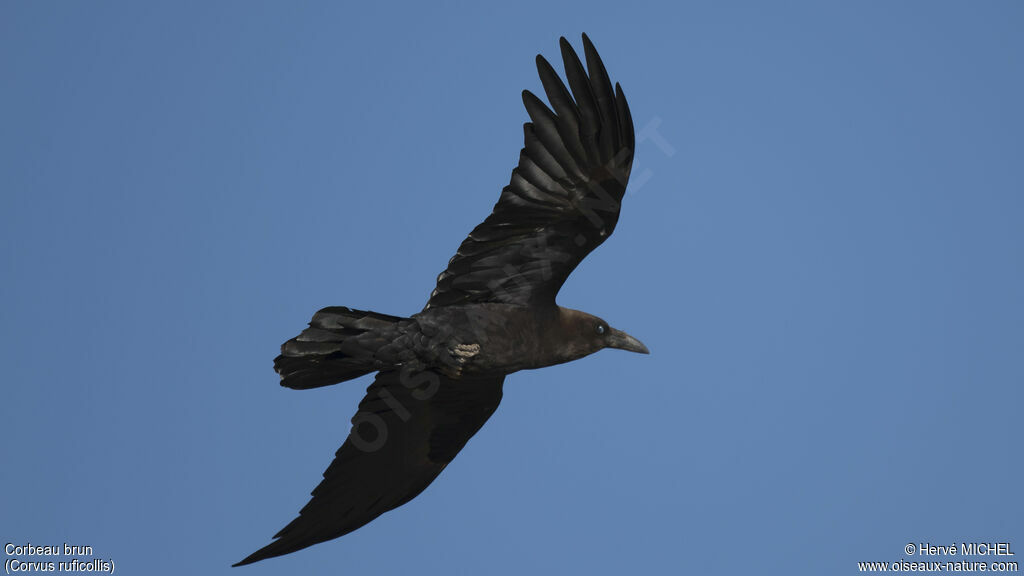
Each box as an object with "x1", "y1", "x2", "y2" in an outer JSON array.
[{"x1": 596, "y1": 324, "x2": 606, "y2": 335}]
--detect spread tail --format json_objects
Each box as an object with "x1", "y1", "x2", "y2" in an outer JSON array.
[{"x1": 274, "y1": 306, "x2": 406, "y2": 389}]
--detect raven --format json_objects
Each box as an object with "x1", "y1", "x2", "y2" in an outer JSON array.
[{"x1": 235, "y1": 34, "x2": 646, "y2": 566}]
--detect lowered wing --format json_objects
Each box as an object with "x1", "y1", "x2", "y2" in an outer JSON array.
[{"x1": 234, "y1": 370, "x2": 504, "y2": 566}]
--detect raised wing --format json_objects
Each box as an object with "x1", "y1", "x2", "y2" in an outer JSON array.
[
  {"x1": 234, "y1": 370, "x2": 504, "y2": 566},
  {"x1": 426, "y1": 34, "x2": 635, "y2": 309}
]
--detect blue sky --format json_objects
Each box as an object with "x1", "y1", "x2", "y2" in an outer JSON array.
[{"x1": 2, "y1": 1, "x2": 1021, "y2": 574}]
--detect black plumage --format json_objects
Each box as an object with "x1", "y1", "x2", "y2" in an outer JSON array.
[{"x1": 235, "y1": 34, "x2": 647, "y2": 567}]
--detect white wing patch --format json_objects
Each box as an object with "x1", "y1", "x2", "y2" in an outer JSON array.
[{"x1": 453, "y1": 343, "x2": 480, "y2": 359}]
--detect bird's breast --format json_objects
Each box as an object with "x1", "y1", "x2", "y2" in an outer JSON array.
[{"x1": 412, "y1": 303, "x2": 553, "y2": 377}]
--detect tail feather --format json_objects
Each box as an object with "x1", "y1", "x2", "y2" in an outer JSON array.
[{"x1": 274, "y1": 307, "x2": 405, "y2": 390}]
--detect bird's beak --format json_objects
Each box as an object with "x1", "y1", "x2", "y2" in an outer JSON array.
[{"x1": 606, "y1": 328, "x2": 650, "y2": 354}]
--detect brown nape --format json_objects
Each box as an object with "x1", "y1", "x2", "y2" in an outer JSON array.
[{"x1": 555, "y1": 306, "x2": 650, "y2": 361}]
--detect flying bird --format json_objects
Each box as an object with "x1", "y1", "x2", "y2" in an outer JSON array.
[{"x1": 235, "y1": 33, "x2": 645, "y2": 566}]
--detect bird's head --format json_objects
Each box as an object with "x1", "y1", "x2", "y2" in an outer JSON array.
[{"x1": 556, "y1": 308, "x2": 650, "y2": 362}]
